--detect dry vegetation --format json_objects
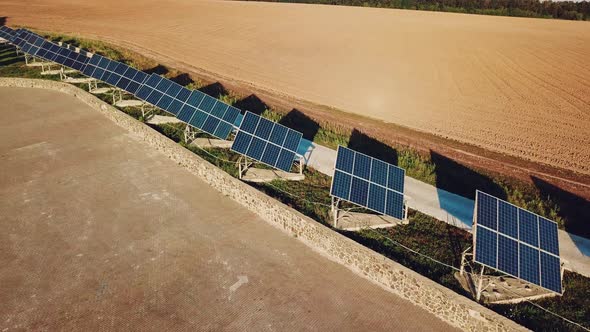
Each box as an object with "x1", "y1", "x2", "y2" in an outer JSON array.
[{"x1": 1, "y1": 0, "x2": 589, "y2": 175}]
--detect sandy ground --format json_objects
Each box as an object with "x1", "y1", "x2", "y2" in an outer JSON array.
[
  {"x1": 0, "y1": 87, "x2": 458, "y2": 331},
  {"x1": 1, "y1": 0, "x2": 589, "y2": 175}
]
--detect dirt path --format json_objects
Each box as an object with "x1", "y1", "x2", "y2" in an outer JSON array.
[
  {"x1": 0, "y1": 87, "x2": 459, "y2": 331},
  {"x1": 1, "y1": 0, "x2": 589, "y2": 177}
]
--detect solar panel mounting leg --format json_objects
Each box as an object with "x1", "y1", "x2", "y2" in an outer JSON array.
[
  {"x1": 331, "y1": 197, "x2": 341, "y2": 228},
  {"x1": 476, "y1": 266, "x2": 486, "y2": 302},
  {"x1": 238, "y1": 156, "x2": 252, "y2": 180}
]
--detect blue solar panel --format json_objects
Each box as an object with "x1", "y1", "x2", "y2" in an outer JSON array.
[
  {"x1": 498, "y1": 201, "x2": 518, "y2": 238},
  {"x1": 498, "y1": 235, "x2": 519, "y2": 277},
  {"x1": 231, "y1": 112, "x2": 302, "y2": 172},
  {"x1": 540, "y1": 253, "x2": 562, "y2": 293},
  {"x1": 473, "y1": 191, "x2": 562, "y2": 294},
  {"x1": 18, "y1": 34, "x2": 91, "y2": 72},
  {"x1": 539, "y1": 217, "x2": 559, "y2": 256},
  {"x1": 0, "y1": 26, "x2": 15, "y2": 41},
  {"x1": 477, "y1": 192, "x2": 497, "y2": 230},
  {"x1": 133, "y1": 74, "x2": 239, "y2": 139},
  {"x1": 330, "y1": 146, "x2": 406, "y2": 220},
  {"x1": 475, "y1": 226, "x2": 497, "y2": 268}
]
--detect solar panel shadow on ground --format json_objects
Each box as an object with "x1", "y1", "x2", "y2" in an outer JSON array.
[
  {"x1": 231, "y1": 111, "x2": 303, "y2": 172},
  {"x1": 330, "y1": 145, "x2": 406, "y2": 220},
  {"x1": 473, "y1": 190, "x2": 562, "y2": 294}
]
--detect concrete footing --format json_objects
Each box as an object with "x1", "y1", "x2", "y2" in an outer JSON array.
[
  {"x1": 241, "y1": 168, "x2": 305, "y2": 183},
  {"x1": 191, "y1": 137, "x2": 233, "y2": 149},
  {"x1": 336, "y1": 212, "x2": 408, "y2": 231}
]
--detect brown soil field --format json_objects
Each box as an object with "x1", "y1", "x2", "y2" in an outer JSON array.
[{"x1": 1, "y1": 0, "x2": 589, "y2": 176}]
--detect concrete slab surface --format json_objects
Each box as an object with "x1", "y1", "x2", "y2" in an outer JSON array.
[{"x1": 0, "y1": 87, "x2": 458, "y2": 331}]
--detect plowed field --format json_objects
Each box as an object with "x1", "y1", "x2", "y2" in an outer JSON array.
[{"x1": 1, "y1": 0, "x2": 589, "y2": 174}]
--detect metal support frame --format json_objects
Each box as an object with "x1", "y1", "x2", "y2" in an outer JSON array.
[
  {"x1": 295, "y1": 154, "x2": 304, "y2": 176},
  {"x1": 331, "y1": 197, "x2": 341, "y2": 228},
  {"x1": 184, "y1": 124, "x2": 200, "y2": 145},
  {"x1": 112, "y1": 89, "x2": 123, "y2": 105},
  {"x1": 237, "y1": 156, "x2": 253, "y2": 180},
  {"x1": 88, "y1": 80, "x2": 99, "y2": 92}
]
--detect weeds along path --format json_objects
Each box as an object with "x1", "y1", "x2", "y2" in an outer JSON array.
[{"x1": 1, "y1": 0, "x2": 590, "y2": 176}]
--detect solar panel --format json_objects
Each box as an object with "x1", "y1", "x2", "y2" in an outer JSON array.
[
  {"x1": 135, "y1": 73, "x2": 240, "y2": 140},
  {"x1": 0, "y1": 26, "x2": 15, "y2": 42},
  {"x1": 28, "y1": 36, "x2": 90, "y2": 71},
  {"x1": 231, "y1": 111, "x2": 302, "y2": 172},
  {"x1": 82, "y1": 54, "x2": 147, "y2": 94},
  {"x1": 330, "y1": 146, "x2": 405, "y2": 220},
  {"x1": 473, "y1": 190, "x2": 562, "y2": 294}
]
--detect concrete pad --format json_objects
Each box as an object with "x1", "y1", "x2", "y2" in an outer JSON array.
[
  {"x1": 0, "y1": 87, "x2": 457, "y2": 331},
  {"x1": 63, "y1": 77, "x2": 96, "y2": 84},
  {"x1": 455, "y1": 273, "x2": 559, "y2": 305},
  {"x1": 114, "y1": 99, "x2": 143, "y2": 107},
  {"x1": 191, "y1": 137, "x2": 232, "y2": 149},
  {"x1": 90, "y1": 87, "x2": 114, "y2": 94},
  {"x1": 25, "y1": 62, "x2": 49, "y2": 67},
  {"x1": 41, "y1": 69, "x2": 77, "y2": 76},
  {"x1": 146, "y1": 115, "x2": 183, "y2": 125},
  {"x1": 336, "y1": 211, "x2": 407, "y2": 231},
  {"x1": 242, "y1": 167, "x2": 305, "y2": 183}
]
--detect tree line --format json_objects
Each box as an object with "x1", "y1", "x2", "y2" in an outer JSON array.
[{"x1": 257, "y1": 0, "x2": 590, "y2": 20}]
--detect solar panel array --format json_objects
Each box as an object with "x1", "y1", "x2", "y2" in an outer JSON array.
[
  {"x1": 135, "y1": 74, "x2": 241, "y2": 139},
  {"x1": 21, "y1": 33, "x2": 90, "y2": 71},
  {"x1": 0, "y1": 26, "x2": 14, "y2": 41},
  {"x1": 330, "y1": 146, "x2": 406, "y2": 220},
  {"x1": 231, "y1": 111, "x2": 302, "y2": 172},
  {"x1": 474, "y1": 190, "x2": 561, "y2": 294},
  {"x1": 82, "y1": 54, "x2": 148, "y2": 94}
]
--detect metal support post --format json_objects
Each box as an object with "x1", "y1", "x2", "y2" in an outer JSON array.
[
  {"x1": 331, "y1": 197, "x2": 340, "y2": 228},
  {"x1": 476, "y1": 266, "x2": 485, "y2": 302}
]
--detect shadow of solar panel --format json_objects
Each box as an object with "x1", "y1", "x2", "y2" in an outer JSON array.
[{"x1": 474, "y1": 191, "x2": 562, "y2": 293}]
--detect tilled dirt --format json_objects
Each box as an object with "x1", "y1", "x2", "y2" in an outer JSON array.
[{"x1": 2, "y1": 0, "x2": 589, "y2": 175}]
